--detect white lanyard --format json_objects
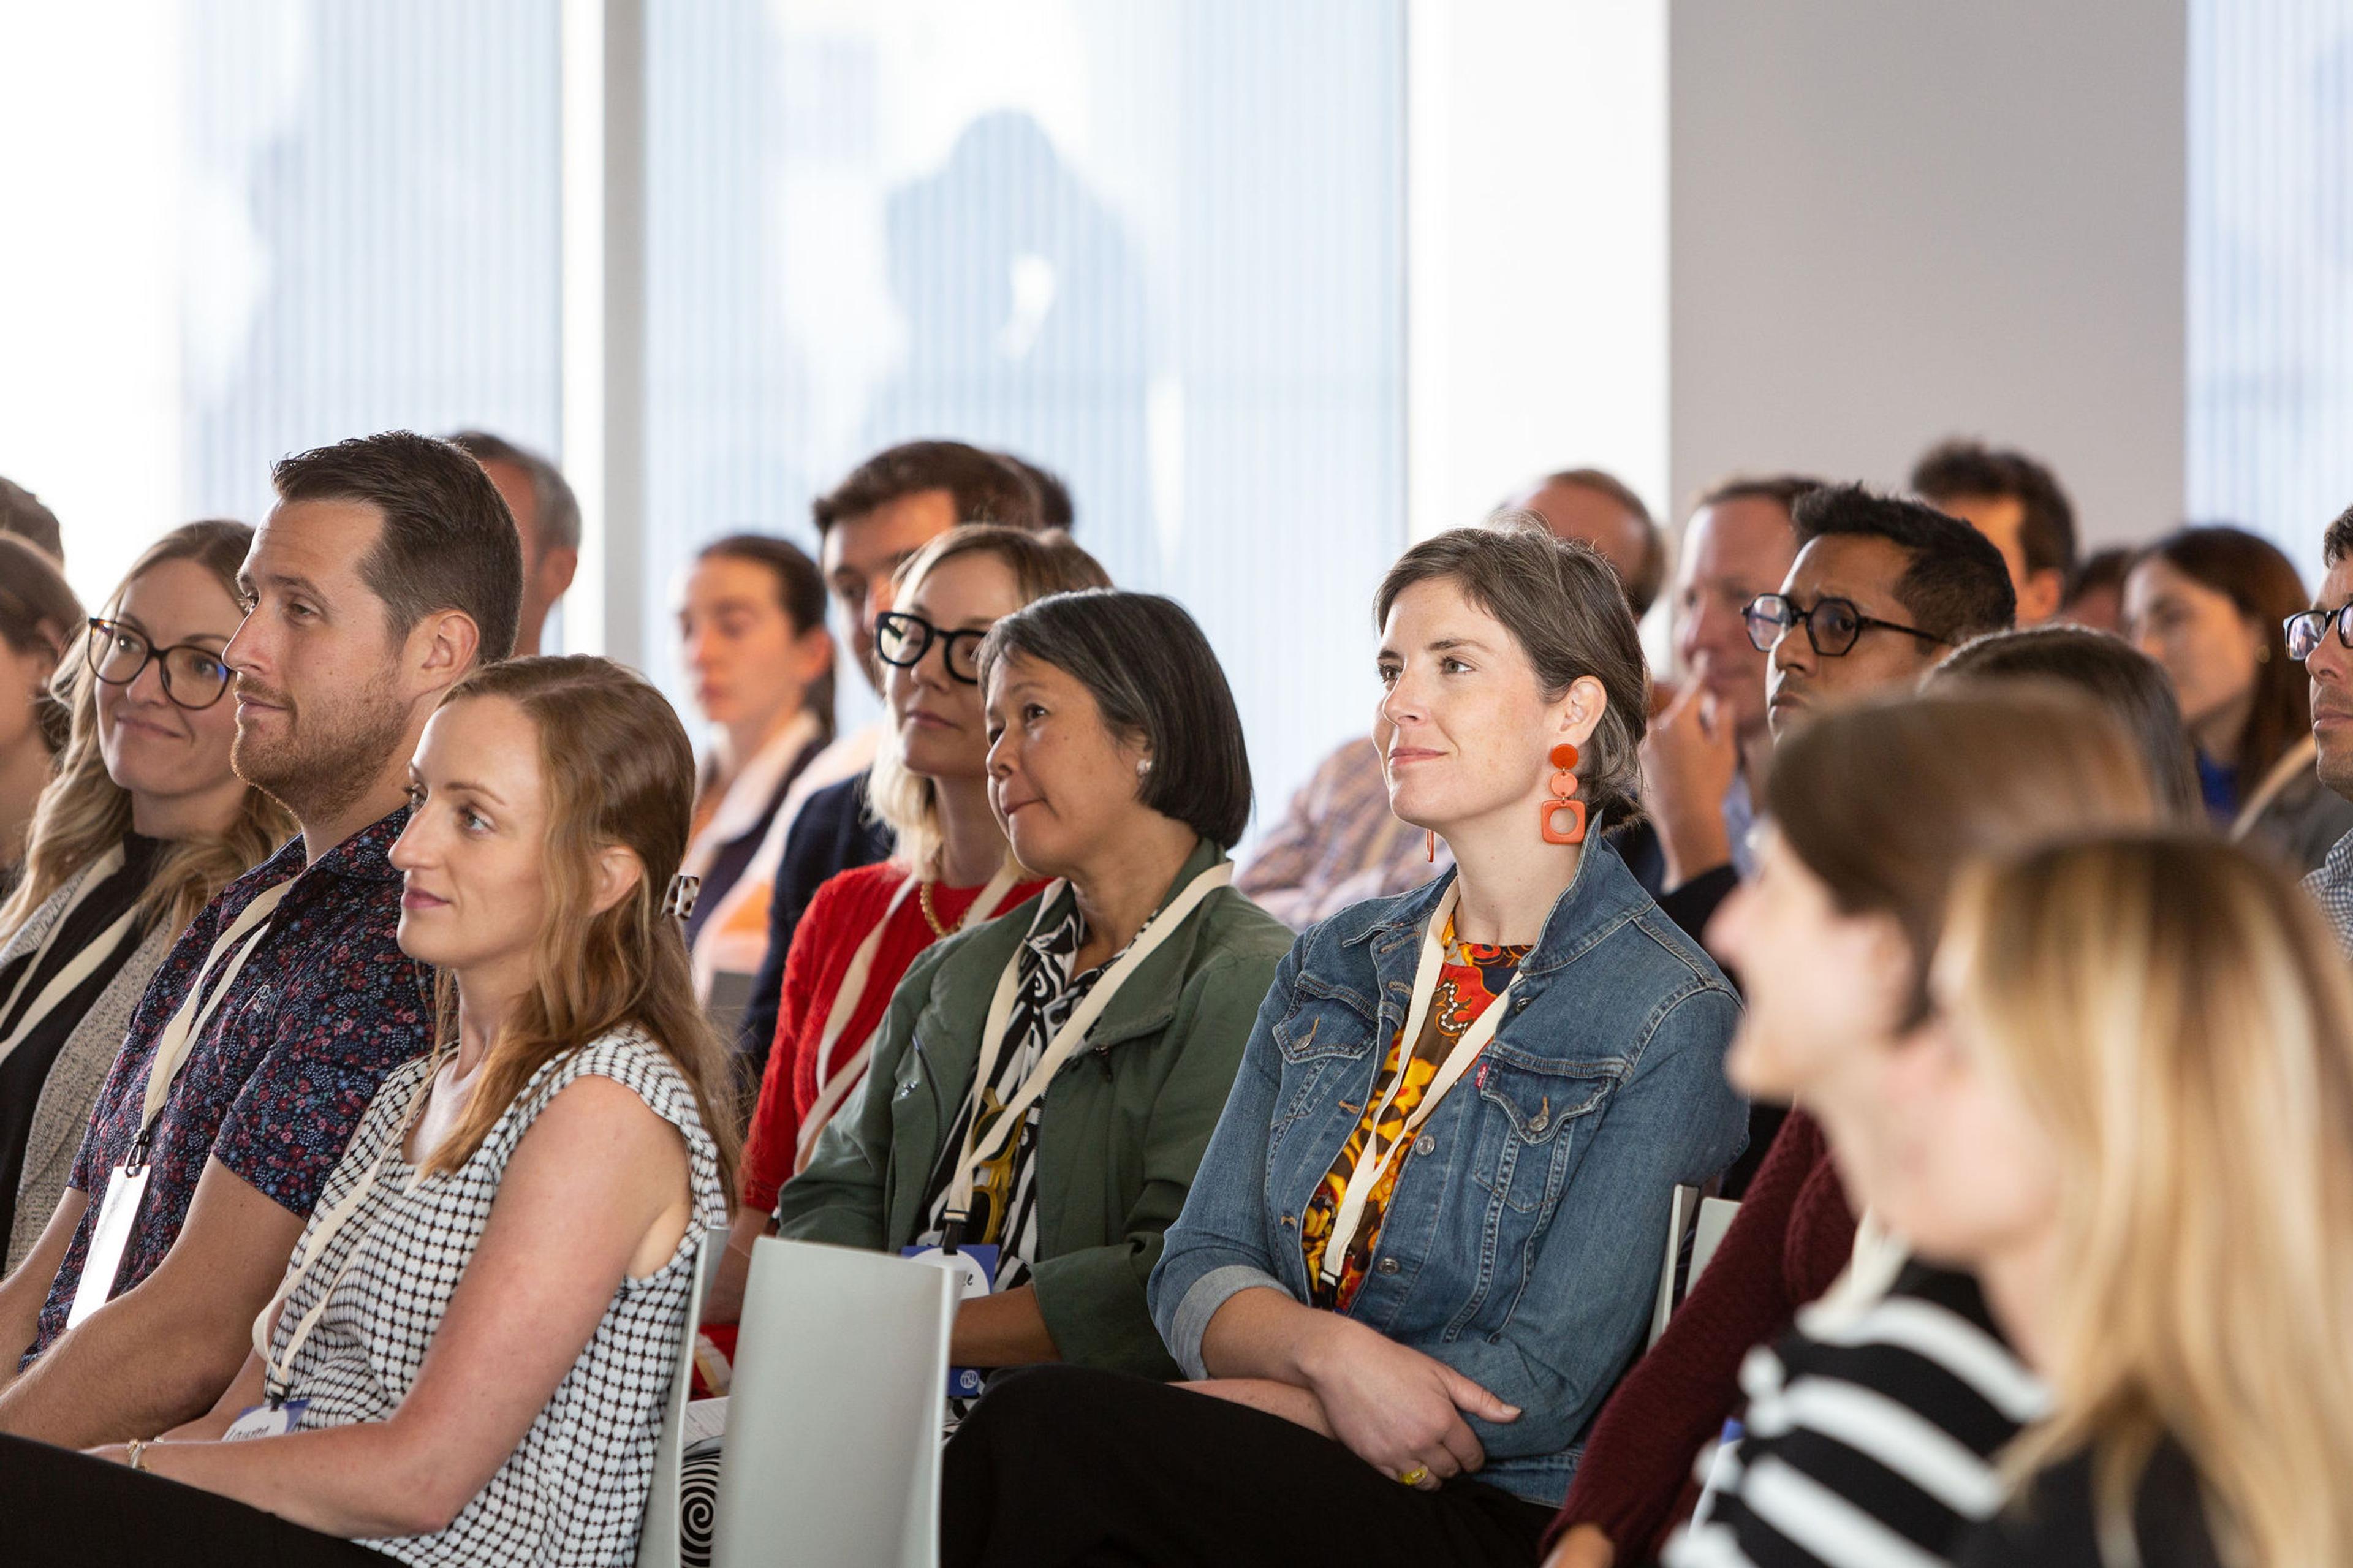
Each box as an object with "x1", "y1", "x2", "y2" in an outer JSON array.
[
  {"x1": 794, "y1": 861, "x2": 1024, "y2": 1175},
  {"x1": 940, "y1": 862, "x2": 1232, "y2": 1240},
  {"x1": 66, "y1": 876, "x2": 295, "y2": 1331},
  {"x1": 1317, "y1": 881, "x2": 1521, "y2": 1288},
  {"x1": 130, "y1": 877, "x2": 294, "y2": 1168},
  {"x1": 251, "y1": 1063, "x2": 431, "y2": 1398},
  {"x1": 0, "y1": 844, "x2": 140, "y2": 1073}
]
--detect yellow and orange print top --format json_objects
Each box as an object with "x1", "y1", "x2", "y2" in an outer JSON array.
[{"x1": 1300, "y1": 917, "x2": 1530, "y2": 1311}]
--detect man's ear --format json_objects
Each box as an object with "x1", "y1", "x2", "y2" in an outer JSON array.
[
  {"x1": 2017, "y1": 567, "x2": 2066, "y2": 626},
  {"x1": 407, "y1": 609, "x2": 485, "y2": 694},
  {"x1": 793, "y1": 624, "x2": 835, "y2": 686},
  {"x1": 589, "y1": 843, "x2": 644, "y2": 918},
  {"x1": 540, "y1": 546, "x2": 579, "y2": 600}
]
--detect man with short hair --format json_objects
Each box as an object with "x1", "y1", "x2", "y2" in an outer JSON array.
[
  {"x1": 2290, "y1": 501, "x2": 2353, "y2": 950},
  {"x1": 449, "y1": 430, "x2": 580, "y2": 657},
  {"x1": 1238, "y1": 465, "x2": 1662, "y2": 931},
  {"x1": 1505, "y1": 467, "x2": 1667, "y2": 618},
  {"x1": 0, "y1": 430, "x2": 520, "y2": 1446},
  {"x1": 735, "y1": 440, "x2": 1048, "y2": 1075},
  {"x1": 0, "y1": 475, "x2": 63, "y2": 566},
  {"x1": 1909, "y1": 437, "x2": 2077, "y2": 626},
  {"x1": 1758, "y1": 483, "x2": 2017, "y2": 740}
]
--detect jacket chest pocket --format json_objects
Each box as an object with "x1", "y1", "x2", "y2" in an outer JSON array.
[
  {"x1": 1466, "y1": 1051, "x2": 1621, "y2": 1215},
  {"x1": 1267, "y1": 988, "x2": 1379, "y2": 1152}
]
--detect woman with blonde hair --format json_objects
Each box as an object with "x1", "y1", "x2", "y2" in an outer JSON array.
[
  {"x1": 0, "y1": 656, "x2": 733, "y2": 1565},
  {"x1": 0, "y1": 521, "x2": 291, "y2": 1271},
  {"x1": 705, "y1": 524, "x2": 1106, "y2": 1331},
  {"x1": 1904, "y1": 834, "x2": 2353, "y2": 1567}
]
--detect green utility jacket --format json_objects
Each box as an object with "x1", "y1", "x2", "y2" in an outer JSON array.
[{"x1": 771, "y1": 839, "x2": 1293, "y2": 1377}]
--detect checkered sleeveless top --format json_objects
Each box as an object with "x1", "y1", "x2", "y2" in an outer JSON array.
[{"x1": 264, "y1": 1027, "x2": 727, "y2": 1567}]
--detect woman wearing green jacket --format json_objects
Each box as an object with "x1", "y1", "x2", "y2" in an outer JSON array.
[{"x1": 771, "y1": 589, "x2": 1293, "y2": 1379}]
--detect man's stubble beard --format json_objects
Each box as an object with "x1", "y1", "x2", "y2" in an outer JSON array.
[{"x1": 232, "y1": 670, "x2": 414, "y2": 828}]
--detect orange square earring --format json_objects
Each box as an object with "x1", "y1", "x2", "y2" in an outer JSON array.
[{"x1": 1539, "y1": 743, "x2": 1586, "y2": 845}]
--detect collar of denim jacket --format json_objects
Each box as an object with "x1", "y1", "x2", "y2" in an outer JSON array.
[{"x1": 1342, "y1": 828, "x2": 1647, "y2": 980}]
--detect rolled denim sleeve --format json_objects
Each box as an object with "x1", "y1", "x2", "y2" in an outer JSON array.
[
  {"x1": 1148, "y1": 936, "x2": 1307, "y2": 1378},
  {"x1": 1447, "y1": 983, "x2": 1747, "y2": 1460}
]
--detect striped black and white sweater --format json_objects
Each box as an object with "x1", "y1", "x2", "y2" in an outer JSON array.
[{"x1": 1664, "y1": 1262, "x2": 2050, "y2": 1568}]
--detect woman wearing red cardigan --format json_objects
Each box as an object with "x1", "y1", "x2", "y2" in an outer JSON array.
[{"x1": 703, "y1": 525, "x2": 1107, "y2": 1333}]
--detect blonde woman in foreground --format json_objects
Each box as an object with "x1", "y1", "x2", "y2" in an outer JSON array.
[{"x1": 1903, "y1": 834, "x2": 2353, "y2": 1567}]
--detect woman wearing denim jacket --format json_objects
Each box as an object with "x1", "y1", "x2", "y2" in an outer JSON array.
[{"x1": 939, "y1": 521, "x2": 1748, "y2": 1567}]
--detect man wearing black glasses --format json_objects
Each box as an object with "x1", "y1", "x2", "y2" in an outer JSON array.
[
  {"x1": 2288, "y1": 499, "x2": 2353, "y2": 950},
  {"x1": 1749, "y1": 484, "x2": 2015, "y2": 741}
]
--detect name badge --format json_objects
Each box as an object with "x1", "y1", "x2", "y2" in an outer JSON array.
[
  {"x1": 66, "y1": 1164, "x2": 150, "y2": 1330},
  {"x1": 902, "y1": 1243, "x2": 997, "y2": 1399},
  {"x1": 222, "y1": 1398, "x2": 309, "y2": 1441}
]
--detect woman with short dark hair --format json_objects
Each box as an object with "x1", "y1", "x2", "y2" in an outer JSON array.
[
  {"x1": 934, "y1": 524, "x2": 1747, "y2": 1566},
  {"x1": 0, "y1": 536, "x2": 81, "y2": 892},
  {"x1": 770, "y1": 587, "x2": 1291, "y2": 1379}
]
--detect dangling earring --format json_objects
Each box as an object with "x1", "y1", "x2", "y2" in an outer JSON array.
[
  {"x1": 1539, "y1": 743, "x2": 1586, "y2": 845},
  {"x1": 1425, "y1": 828, "x2": 1437, "y2": 863}
]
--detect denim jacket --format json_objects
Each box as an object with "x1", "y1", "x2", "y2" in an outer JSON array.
[{"x1": 1149, "y1": 835, "x2": 1747, "y2": 1506}]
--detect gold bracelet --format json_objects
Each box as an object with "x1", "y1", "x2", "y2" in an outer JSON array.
[{"x1": 125, "y1": 1437, "x2": 150, "y2": 1472}]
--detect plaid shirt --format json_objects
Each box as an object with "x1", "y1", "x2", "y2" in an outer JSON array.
[
  {"x1": 1237, "y1": 738, "x2": 1448, "y2": 931},
  {"x1": 2305, "y1": 827, "x2": 2353, "y2": 956},
  {"x1": 28, "y1": 810, "x2": 428, "y2": 1363}
]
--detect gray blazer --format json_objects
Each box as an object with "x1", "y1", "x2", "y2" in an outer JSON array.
[{"x1": 3, "y1": 860, "x2": 177, "y2": 1271}]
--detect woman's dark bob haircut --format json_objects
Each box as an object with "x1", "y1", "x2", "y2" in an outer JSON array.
[
  {"x1": 978, "y1": 588, "x2": 1253, "y2": 849},
  {"x1": 1374, "y1": 517, "x2": 1650, "y2": 822}
]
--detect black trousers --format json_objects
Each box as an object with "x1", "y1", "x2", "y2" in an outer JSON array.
[
  {"x1": 940, "y1": 1364, "x2": 1556, "y2": 1568},
  {"x1": 0, "y1": 1433, "x2": 387, "y2": 1567}
]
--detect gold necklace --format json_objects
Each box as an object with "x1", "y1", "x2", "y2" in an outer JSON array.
[{"x1": 918, "y1": 878, "x2": 953, "y2": 939}]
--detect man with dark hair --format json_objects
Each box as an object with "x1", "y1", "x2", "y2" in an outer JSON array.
[
  {"x1": 0, "y1": 477, "x2": 64, "y2": 566},
  {"x1": 1240, "y1": 466, "x2": 1664, "y2": 932},
  {"x1": 2290, "y1": 500, "x2": 2353, "y2": 949},
  {"x1": 1909, "y1": 437, "x2": 2077, "y2": 626},
  {"x1": 0, "y1": 430, "x2": 515, "y2": 1445},
  {"x1": 2059, "y1": 545, "x2": 2132, "y2": 635},
  {"x1": 449, "y1": 430, "x2": 580, "y2": 657},
  {"x1": 1756, "y1": 483, "x2": 2015, "y2": 740},
  {"x1": 734, "y1": 440, "x2": 1053, "y2": 1075}
]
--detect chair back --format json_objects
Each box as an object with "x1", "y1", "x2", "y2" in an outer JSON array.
[
  {"x1": 1648, "y1": 1184, "x2": 1700, "y2": 1347},
  {"x1": 711, "y1": 1238, "x2": 959, "y2": 1568},
  {"x1": 635, "y1": 1227, "x2": 728, "y2": 1568}
]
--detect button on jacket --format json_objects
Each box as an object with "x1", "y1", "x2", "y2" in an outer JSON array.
[{"x1": 1150, "y1": 835, "x2": 1748, "y2": 1506}]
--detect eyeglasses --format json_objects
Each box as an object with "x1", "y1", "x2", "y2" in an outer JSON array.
[
  {"x1": 83, "y1": 618, "x2": 234, "y2": 710},
  {"x1": 2286, "y1": 604, "x2": 2353, "y2": 662},
  {"x1": 1743, "y1": 593, "x2": 1946, "y2": 658},
  {"x1": 875, "y1": 611, "x2": 985, "y2": 685}
]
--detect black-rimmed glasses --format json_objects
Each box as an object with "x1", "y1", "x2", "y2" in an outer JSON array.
[
  {"x1": 2286, "y1": 604, "x2": 2353, "y2": 663},
  {"x1": 1743, "y1": 593, "x2": 1946, "y2": 658},
  {"x1": 876, "y1": 611, "x2": 985, "y2": 684},
  {"x1": 83, "y1": 618, "x2": 234, "y2": 710}
]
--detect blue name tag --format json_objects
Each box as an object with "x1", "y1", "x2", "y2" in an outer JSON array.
[{"x1": 901, "y1": 1243, "x2": 998, "y2": 1399}]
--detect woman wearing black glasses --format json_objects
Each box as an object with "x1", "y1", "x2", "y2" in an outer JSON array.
[
  {"x1": 0, "y1": 521, "x2": 291, "y2": 1271},
  {"x1": 702, "y1": 525, "x2": 1105, "y2": 1336}
]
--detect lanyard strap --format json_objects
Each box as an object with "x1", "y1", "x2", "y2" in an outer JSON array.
[
  {"x1": 131, "y1": 879, "x2": 295, "y2": 1168},
  {"x1": 253, "y1": 1062, "x2": 433, "y2": 1396},
  {"x1": 0, "y1": 845, "x2": 137, "y2": 1072},
  {"x1": 942, "y1": 862, "x2": 1232, "y2": 1234},
  {"x1": 794, "y1": 862, "x2": 1025, "y2": 1175},
  {"x1": 1317, "y1": 881, "x2": 1520, "y2": 1287}
]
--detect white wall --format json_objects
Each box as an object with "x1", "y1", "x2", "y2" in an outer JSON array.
[
  {"x1": 1669, "y1": 0, "x2": 2187, "y2": 548},
  {"x1": 1406, "y1": 0, "x2": 1670, "y2": 540}
]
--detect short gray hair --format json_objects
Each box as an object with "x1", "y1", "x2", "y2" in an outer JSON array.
[
  {"x1": 1374, "y1": 517, "x2": 1650, "y2": 823},
  {"x1": 448, "y1": 430, "x2": 582, "y2": 553}
]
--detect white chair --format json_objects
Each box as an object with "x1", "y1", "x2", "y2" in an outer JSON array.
[
  {"x1": 1648, "y1": 1184, "x2": 1700, "y2": 1347},
  {"x1": 1691, "y1": 1196, "x2": 1740, "y2": 1285},
  {"x1": 636, "y1": 1227, "x2": 729, "y2": 1568},
  {"x1": 711, "y1": 1238, "x2": 960, "y2": 1568}
]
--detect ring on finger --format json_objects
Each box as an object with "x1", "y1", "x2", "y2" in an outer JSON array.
[{"x1": 1396, "y1": 1466, "x2": 1430, "y2": 1487}]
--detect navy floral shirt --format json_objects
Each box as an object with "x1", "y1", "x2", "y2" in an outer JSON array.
[{"x1": 28, "y1": 809, "x2": 429, "y2": 1363}]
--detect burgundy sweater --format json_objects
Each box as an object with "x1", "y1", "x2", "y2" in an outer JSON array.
[{"x1": 1544, "y1": 1110, "x2": 1858, "y2": 1558}]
